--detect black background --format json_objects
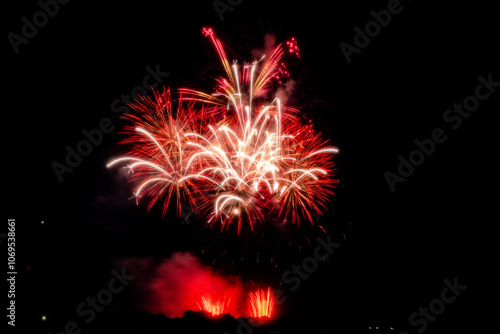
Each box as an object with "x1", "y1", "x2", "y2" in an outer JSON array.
[{"x1": 3, "y1": 0, "x2": 498, "y2": 333}]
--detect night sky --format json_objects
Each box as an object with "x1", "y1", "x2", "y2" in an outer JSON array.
[{"x1": 3, "y1": 0, "x2": 497, "y2": 333}]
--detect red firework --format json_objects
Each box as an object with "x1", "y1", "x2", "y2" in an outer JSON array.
[
  {"x1": 197, "y1": 294, "x2": 231, "y2": 316},
  {"x1": 248, "y1": 287, "x2": 274, "y2": 320},
  {"x1": 107, "y1": 28, "x2": 338, "y2": 232}
]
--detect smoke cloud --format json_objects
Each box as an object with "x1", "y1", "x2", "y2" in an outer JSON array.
[
  {"x1": 275, "y1": 79, "x2": 296, "y2": 106},
  {"x1": 251, "y1": 33, "x2": 297, "y2": 105},
  {"x1": 251, "y1": 33, "x2": 277, "y2": 60},
  {"x1": 116, "y1": 252, "x2": 244, "y2": 318}
]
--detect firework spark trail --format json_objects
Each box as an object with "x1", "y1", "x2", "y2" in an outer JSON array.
[
  {"x1": 197, "y1": 294, "x2": 231, "y2": 316},
  {"x1": 107, "y1": 28, "x2": 338, "y2": 233},
  {"x1": 248, "y1": 287, "x2": 273, "y2": 319}
]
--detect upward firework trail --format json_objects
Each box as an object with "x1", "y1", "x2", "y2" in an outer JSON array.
[
  {"x1": 107, "y1": 28, "x2": 338, "y2": 233},
  {"x1": 197, "y1": 294, "x2": 231, "y2": 316},
  {"x1": 248, "y1": 288, "x2": 273, "y2": 319}
]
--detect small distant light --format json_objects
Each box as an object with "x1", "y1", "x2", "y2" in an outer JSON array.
[
  {"x1": 41, "y1": 315, "x2": 47, "y2": 321},
  {"x1": 375, "y1": 327, "x2": 379, "y2": 330},
  {"x1": 41, "y1": 220, "x2": 45, "y2": 224},
  {"x1": 390, "y1": 327, "x2": 394, "y2": 330},
  {"x1": 368, "y1": 327, "x2": 372, "y2": 330}
]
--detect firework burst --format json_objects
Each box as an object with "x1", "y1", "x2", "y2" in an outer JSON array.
[{"x1": 107, "y1": 28, "x2": 338, "y2": 233}]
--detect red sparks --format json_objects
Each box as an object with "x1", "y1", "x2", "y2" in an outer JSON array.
[
  {"x1": 108, "y1": 28, "x2": 338, "y2": 232},
  {"x1": 197, "y1": 294, "x2": 231, "y2": 316},
  {"x1": 286, "y1": 37, "x2": 301, "y2": 59},
  {"x1": 248, "y1": 288, "x2": 274, "y2": 320},
  {"x1": 202, "y1": 27, "x2": 214, "y2": 37}
]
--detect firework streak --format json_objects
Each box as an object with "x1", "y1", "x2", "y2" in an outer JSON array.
[
  {"x1": 107, "y1": 28, "x2": 338, "y2": 233},
  {"x1": 197, "y1": 294, "x2": 231, "y2": 316},
  {"x1": 248, "y1": 288, "x2": 274, "y2": 319}
]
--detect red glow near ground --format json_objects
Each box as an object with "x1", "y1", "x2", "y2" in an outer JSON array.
[
  {"x1": 119, "y1": 253, "x2": 278, "y2": 320},
  {"x1": 197, "y1": 287, "x2": 276, "y2": 321},
  {"x1": 197, "y1": 294, "x2": 231, "y2": 316},
  {"x1": 248, "y1": 287, "x2": 274, "y2": 321},
  {"x1": 145, "y1": 252, "x2": 243, "y2": 318}
]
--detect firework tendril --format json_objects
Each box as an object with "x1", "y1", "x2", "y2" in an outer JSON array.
[{"x1": 107, "y1": 28, "x2": 338, "y2": 233}]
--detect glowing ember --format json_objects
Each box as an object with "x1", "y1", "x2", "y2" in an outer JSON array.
[
  {"x1": 197, "y1": 294, "x2": 231, "y2": 316},
  {"x1": 107, "y1": 28, "x2": 338, "y2": 232},
  {"x1": 248, "y1": 287, "x2": 274, "y2": 320},
  {"x1": 286, "y1": 37, "x2": 301, "y2": 58}
]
